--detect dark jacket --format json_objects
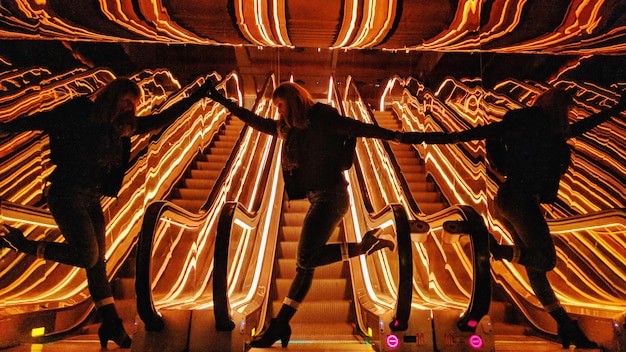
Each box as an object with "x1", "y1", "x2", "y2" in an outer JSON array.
[
  {"x1": 1, "y1": 89, "x2": 205, "y2": 197},
  {"x1": 221, "y1": 101, "x2": 398, "y2": 199}
]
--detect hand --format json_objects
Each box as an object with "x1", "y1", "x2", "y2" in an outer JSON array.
[
  {"x1": 400, "y1": 132, "x2": 425, "y2": 144},
  {"x1": 205, "y1": 81, "x2": 229, "y2": 104}
]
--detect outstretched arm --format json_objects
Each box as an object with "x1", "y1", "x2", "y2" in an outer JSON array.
[
  {"x1": 207, "y1": 83, "x2": 277, "y2": 136},
  {"x1": 324, "y1": 106, "x2": 401, "y2": 141},
  {"x1": 135, "y1": 80, "x2": 213, "y2": 134},
  {"x1": 568, "y1": 93, "x2": 626, "y2": 137},
  {"x1": 1, "y1": 110, "x2": 48, "y2": 134},
  {"x1": 401, "y1": 123, "x2": 494, "y2": 144},
  {"x1": 401, "y1": 131, "x2": 458, "y2": 144},
  {"x1": 0, "y1": 97, "x2": 90, "y2": 134}
]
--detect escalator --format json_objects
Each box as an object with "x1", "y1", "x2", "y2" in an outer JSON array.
[
  {"x1": 168, "y1": 116, "x2": 244, "y2": 212},
  {"x1": 132, "y1": 80, "x2": 419, "y2": 352},
  {"x1": 0, "y1": 69, "x2": 235, "y2": 349},
  {"x1": 6, "y1": 72, "x2": 619, "y2": 352},
  {"x1": 374, "y1": 110, "x2": 447, "y2": 215},
  {"x1": 374, "y1": 108, "x2": 557, "y2": 350},
  {"x1": 383, "y1": 76, "x2": 623, "y2": 351}
]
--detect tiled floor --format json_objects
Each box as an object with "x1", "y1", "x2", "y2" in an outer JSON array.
[{"x1": 1, "y1": 334, "x2": 123, "y2": 351}]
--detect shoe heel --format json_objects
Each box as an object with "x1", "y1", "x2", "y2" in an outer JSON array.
[
  {"x1": 98, "y1": 331, "x2": 108, "y2": 349},
  {"x1": 98, "y1": 319, "x2": 132, "y2": 349},
  {"x1": 281, "y1": 331, "x2": 291, "y2": 348}
]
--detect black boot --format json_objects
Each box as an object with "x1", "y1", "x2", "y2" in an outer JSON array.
[
  {"x1": 362, "y1": 228, "x2": 395, "y2": 255},
  {"x1": 249, "y1": 318, "x2": 291, "y2": 348},
  {"x1": 98, "y1": 317, "x2": 132, "y2": 349},
  {"x1": 557, "y1": 320, "x2": 599, "y2": 349},
  {"x1": 97, "y1": 304, "x2": 132, "y2": 349}
]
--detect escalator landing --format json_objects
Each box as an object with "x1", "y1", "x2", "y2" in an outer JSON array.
[{"x1": 248, "y1": 339, "x2": 375, "y2": 351}]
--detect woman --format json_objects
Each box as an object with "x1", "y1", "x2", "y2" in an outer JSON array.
[
  {"x1": 402, "y1": 87, "x2": 625, "y2": 349},
  {"x1": 0, "y1": 77, "x2": 211, "y2": 349},
  {"x1": 208, "y1": 82, "x2": 401, "y2": 348}
]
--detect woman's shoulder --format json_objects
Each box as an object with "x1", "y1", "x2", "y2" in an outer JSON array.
[
  {"x1": 311, "y1": 102, "x2": 339, "y2": 115},
  {"x1": 310, "y1": 103, "x2": 343, "y2": 125},
  {"x1": 51, "y1": 97, "x2": 94, "y2": 121}
]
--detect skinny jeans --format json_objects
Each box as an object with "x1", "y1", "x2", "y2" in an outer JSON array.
[
  {"x1": 494, "y1": 182, "x2": 559, "y2": 308},
  {"x1": 287, "y1": 184, "x2": 350, "y2": 303},
  {"x1": 46, "y1": 183, "x2": 113, "y2": 302}
]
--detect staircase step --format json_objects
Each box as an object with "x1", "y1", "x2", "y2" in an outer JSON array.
[
  {"x1": 183, "y1": 178, "x2": 218, "y2": 189},
  {"x1": 206, "y1": 154, "x2": 229, "y2": 163},
  {"x1": 412, "y1": 191, "x2": 442, "y2": 203},
  {"x1": 281, "y1": 226, "x2": 340, "y2": 242},
  {"x1": 397, "y1": 163, "x2": 425, "y2": 174},
  {"x1": 272, "y1": 300, "x2": 353, "y2": 324},
  {"x1": 208, "y1": 147, "x2": 233, "y2": 155},
  {"x1": 193, "y1": 160, "x2": 222, "y2": 171},
  {"x1": 171, "y1": 199, "x2": 205, "y2": 211},
  {"x1": 275, "y1": 278, "x2": 348, "y2": 300},
  {"x1": 283, "y1": 199, "x2": 310, "y2": 212},
  {"x1": 281, "y1": 226, "x2": 302, "y2": 241},
  {"x1": 283, "y1": 213, "x2": 306, "y2": 226},
  {"x1": 416, "y1": 202, "x2": 447, "y2": 214},
  {"x1": 289, "y1": 322, "x2": 356, "y2": 340},
  {"x1": 408, "y1": 181, "x2": 435, "y2": 192},
  {"x1": 178, "y1": 188, "x2": 211, "y2": 200},
  {"x1": 189, "y1": 169, "x2": 215, "y2": 179},
  {"x1": 277, "y1": 259, "x2": 346, "y2": 279},
  {"x1": 213, "y1": 140, "x2": 234, "y2": 148}
]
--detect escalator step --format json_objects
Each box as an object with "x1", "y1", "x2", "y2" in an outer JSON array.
[
  {"x1": 275, "y1": 278, "x2": 348, "y2": 300},
  {"x1": 272, "y1": 300, "x2": 353, "y2": 324},
  {"x1": 277, "y1": 259, "x2": 345, "y2": 279},
  {"x1": 183, "y1": 178, "x2": 217, "y2": 189}
]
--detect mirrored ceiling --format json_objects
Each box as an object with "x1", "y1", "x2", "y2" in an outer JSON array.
[{"x1": 1, "y1": 0, "x2": 625, "y2": 102}]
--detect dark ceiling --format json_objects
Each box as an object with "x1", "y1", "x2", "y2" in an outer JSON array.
[{"x1": 1, "y1": 0, "x2": 626, "y2": 102}]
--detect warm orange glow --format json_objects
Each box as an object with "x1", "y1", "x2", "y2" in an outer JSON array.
[
  {"x1": 2, "y1": 1, "x2": 625, "y2": 53},
  {"x1": 389, "y1": 75, "x2": 626, "y2": 336},
  {"x1": 0, "y1": 69, "x2": 234, "y2": 320}
]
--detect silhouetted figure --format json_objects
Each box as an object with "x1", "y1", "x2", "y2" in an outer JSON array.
[
  {"x1": 209, "y1": 82, "x2": 400, "y2": 348},
  {"x1": 403, "y1": 87, "x2": 625, "y2": 349},
  {"x1": 0, "y1": 77, "x2": 211, "y2": 349}
]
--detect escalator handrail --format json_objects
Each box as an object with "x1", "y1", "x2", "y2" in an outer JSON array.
[
  {"x1": 213, "y1": 201, "x2": 258, "y2": 331},
  {"x1": 441, "y1": 205, "x2": 492, "y2": 332},
  {"x1": 338, "y1": 77, "x2": 416, "y2": 330},
  {"x1": 388, "y1": 203, "x2": 415, "y2": 331},
  {"x1": 136, "y1": 74, "x2": 279, "y2": 331},
  {"x1": 135, "y1": 200, "x2": 208, "y2": 331}
]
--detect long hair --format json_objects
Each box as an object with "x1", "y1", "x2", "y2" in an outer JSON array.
[
  {"x1": 533, "y1": 87, "x2": 573, "y2": 110},
  {"x1": 91, "y1": 78, "x2": 141, "y2": 125},
  {"x1": 532, "y1": 87, "x2": 574, "y2": 131},
  {"x1": 272, "y1": 82, "x2": 315, "y2": 129}
]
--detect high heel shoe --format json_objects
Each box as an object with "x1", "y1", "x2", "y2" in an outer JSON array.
[
  {"x1": 249, "y1": 318, "x2": 291, "y2": 348},
  {"x1": 98, "y1": 318, "x2": 132, "y2": 349},
  {"x1": 362, "y1": 228, "x2": 395, "y2": 256},
  {"x1": 558, "y1": 320, "x2": 599, "y2": 349},
  {"x1": 0, "y1": 224, "x2": 26, "y2": 252}
]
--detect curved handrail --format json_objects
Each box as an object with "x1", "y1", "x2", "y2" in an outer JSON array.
[
  {"x1": 0, "y1": 69, "x2": 209, "y2": 330},
  {"x1": 396, "y1": 76, "x2": 626, "y2": 344},
  {"x1": 441, "y1": 205, "x2": 491, "y2": 332},
  {"x1": 134, "y1": 202, "x2": 164, "y2": 330},
  {"x1": 135, "y1": 200, "x2": 222, "y2": 330},
  {"x1": 135, "y1": 74, "x2": 279, "y2": 332},
  {"x1": 212, "y1": 202, "x2": 258, "y2": 331},
  {"x1": 388, "y1": 203, "x2": 420, "y2": 331}
]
